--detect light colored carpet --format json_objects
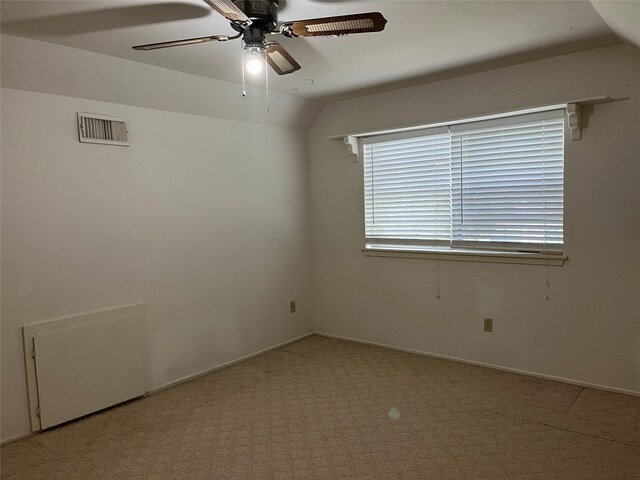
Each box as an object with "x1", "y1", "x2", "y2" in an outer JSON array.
[{"x1": 2, "y1": 335, "x2": 639, "y2": 479}]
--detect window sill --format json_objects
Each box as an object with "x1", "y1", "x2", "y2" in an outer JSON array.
[{"x1": 363, "y1": 247, "x2": 567, "y2": 266}]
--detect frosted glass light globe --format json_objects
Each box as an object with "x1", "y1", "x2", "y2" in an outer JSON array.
[{"x1": 246, "y1": 57, "x2": 263, "y2": 75}]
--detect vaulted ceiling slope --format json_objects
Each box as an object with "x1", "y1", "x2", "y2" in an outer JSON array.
[
  {"x1": 590, "y1": 1, "x2": 640, "y2": 50},
  {"x1": 0, "y1": 0, "x2": 628, "y2": 101}
]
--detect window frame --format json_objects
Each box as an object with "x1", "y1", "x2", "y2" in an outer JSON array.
[{"x1": 360, "y1": 107, "x2": 568, "y2": 265}]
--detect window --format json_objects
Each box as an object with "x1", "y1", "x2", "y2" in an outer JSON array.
[{"x1": 363, "y1": 109, "x2": 564, "y2": 255}]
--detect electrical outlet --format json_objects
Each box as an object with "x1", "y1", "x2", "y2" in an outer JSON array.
[
  {"x1": 289, "y1": 301, "x2": 296, "y2": 313},
  {"x1": 484, "y1": 318, "x2": 493, "y2": 332}
]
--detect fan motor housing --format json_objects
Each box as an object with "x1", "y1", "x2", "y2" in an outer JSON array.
[
  {"x1": 232, "y1": 0, "x2": 279, "y2": 43},
  {"x1": 233, "y1": 0, "x2": 278, "y2": 26},
  {"x1": 243, "y1": 27, "x2": 267, "y2": 49}
]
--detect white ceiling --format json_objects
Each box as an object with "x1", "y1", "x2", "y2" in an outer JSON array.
[
  {"x1": 590, "y1": 0, "x2": 640, "y2": 50},
  {"x1": 0, "y1": 0, "x2": 623, "y2": 101}
]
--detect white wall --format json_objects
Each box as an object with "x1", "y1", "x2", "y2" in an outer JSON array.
[
  {"x1": 1, "y1": 87, "x2": 312, "y2": 442},
  {"x1": 308, "y1": 45, "x2": 640, "y2": 394}
]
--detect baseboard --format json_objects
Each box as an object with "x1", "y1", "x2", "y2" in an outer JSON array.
[
  {"x1": 314, "y1": 331, "x2": 640, "y2": 398},
  {"x1": 149, "y1": 331, "x2": 315, "y2": 395},
  {"x1": 1, "y1": 431, "x2": 33, "y2": 445}
]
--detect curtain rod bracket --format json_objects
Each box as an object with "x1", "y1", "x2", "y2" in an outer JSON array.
[
  {"x1": 343, "y1": 136, "x2": 360, "y2": 163},
  {"x1": 566, "y1": 103, "x2": 582, "y2": 141}
]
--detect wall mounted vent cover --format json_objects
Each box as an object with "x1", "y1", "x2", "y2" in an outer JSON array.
[{"x1": 77, "y1": 113, "x2": 129, "y2": 146}]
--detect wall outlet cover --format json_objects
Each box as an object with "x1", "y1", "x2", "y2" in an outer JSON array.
[{"x1": 484, "y1": 318, "x2": 493, "y2": 332}]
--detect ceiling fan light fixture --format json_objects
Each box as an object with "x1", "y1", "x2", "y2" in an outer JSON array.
[
  {"x1": 244, "y1": 44, "x2": 265, "y2": 55},
  {"x1": 244, "y1": 44, "x2": 265, "y2": 75}
]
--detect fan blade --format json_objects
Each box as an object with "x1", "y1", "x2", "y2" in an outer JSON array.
[
  {"x1": 266, "y1": 42, "x2": 301, "y2": 75},
  {"x1": 203, "y1": 0, "x2": 251, "y2": 25},
  {"x1": 133, "y1": 35, "x2": 230, "y2": 50},
  {"x1": 280, "y1": 12, "x2": 387, "y2": 38}
]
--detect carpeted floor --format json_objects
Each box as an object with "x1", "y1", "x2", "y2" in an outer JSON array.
[{"x1": 2, "y1": 334, "x2": 639, "y2": 479}]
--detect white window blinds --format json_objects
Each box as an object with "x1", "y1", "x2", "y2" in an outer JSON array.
[
  {"x1": 363, "y1": 109, "x2": 564, "y2": 253},
  {"x1": 363, "y1": 128, "x2": 452, "y2": 246}
]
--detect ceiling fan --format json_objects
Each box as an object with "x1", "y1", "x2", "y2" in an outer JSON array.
[{"x1": 132, "y1": 0, "x2": 387, "y2": 76}]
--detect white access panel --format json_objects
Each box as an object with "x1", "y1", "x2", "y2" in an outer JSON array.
[{"x1": 30, "y1": 311, "x2": 146, "y2": 429}]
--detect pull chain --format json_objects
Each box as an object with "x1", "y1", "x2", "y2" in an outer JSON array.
[
  {"x1": 264, "y1": 49, "x2": 269, "y2": 112},
  {"x1": 435, "y1": 255, "x2": 441, "y2": 299},
  {"x1": 544, "y1": 263, "x2": 550, "y2": 301},
  {"x1": 241, "y1": 41, "x2": 246, "y2": 97}
]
